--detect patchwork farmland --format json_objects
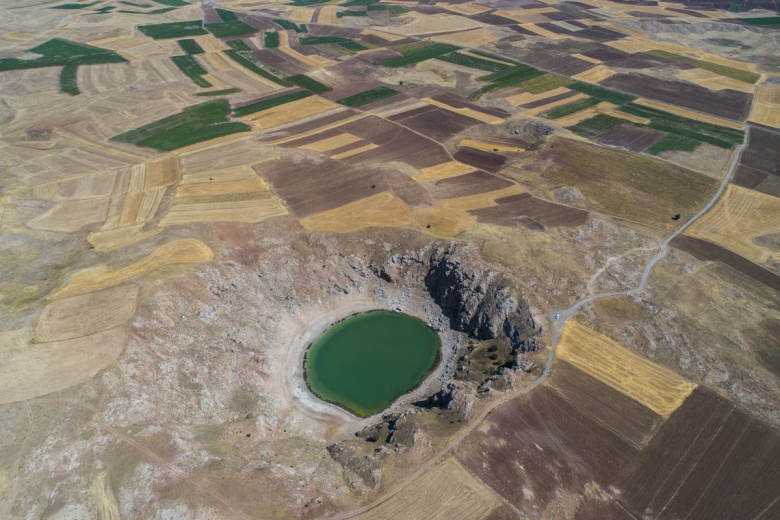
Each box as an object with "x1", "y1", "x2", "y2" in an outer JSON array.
[{"x1": 1, "y1": 0, "x2": 779, "y2": 518}]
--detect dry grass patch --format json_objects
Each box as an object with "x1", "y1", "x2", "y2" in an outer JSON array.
[
  {"x1": 34, "y1": 285, "x2": 138, "y2": 342},
  {"x1": 51, "y1": 239, "x2": 214, "y2": 299},
  {"x1": 505, "y1": 86, "x2": 571, "y2": 106},
  {"x1": 278, "y1": 30, "x2": 336, "y2": 69},
  {"x1": 572, "y1": 64, "x2": 616, "y2": 83},
  {"x1": 572, "y1": 53, "x2": 602, "y2": 64},
  {"x1": 299, "y1": 133, "x2": 362, "y2": 152},
  {"x1": 352, "y1": 457, "x2": 503, "y2": 520},
  {"x1": 240, "y1": 96, "x2": 340, "y2": 130},
  {"x1": 161, "y1": 196, "x2": 287, "y2": 226},
  {"x1": 421, "y1": 97, "x2": 503, "y2": 124},
  {"x1": 749, "y1": 82, "x2": 780, "y2": 129},
  {"x1": 556, "y1": 102, "x2": 619, "y2": 127},
  {"x1": 88, "y1": 225, "x2": 162, "y2": 253},
  {"x1": 686, "y1": 185, "x2": 780, "y2": 265},
  {"x1": 90, "y1": 471, "x2": 121, "y2": 520},
  {"x1": 442, "y1": 3, "x2": 492, "y2": 16},
  {"x1": 319, "y1": 6, "x2": 340, "y2": 25},
  {"x1": 430, "y1": 28, "x2": 499, "y2": 47},
  {"x1": 0, "y1": 327, "x2": 128, "y2": 405},
  {"x1": 27, "y1": 198, "x2": 110, "y2": 233},
  {"x1": 676, "y1": 68, "x2": 755, "y2": 94},
  {"x1": 175, "y1": 177, "x2": 269, "y2": 197},
  {"x1": 300, "y1": 192, "x2": 414, "y2": 232},
  {"x1": 388, "y1": 13, "x2": 486, "y2": 36},
  {"x1": 413, "y1": 161, "x2": 475, "y2": 183},
  {"x1": 519, "y1": 23, "x2": 569, "y2": 40},
  {"x1": 555, "y1": 321, "x2": 696, "y2": 416},
  {"x1": 523, "y1": 93, "x2": 589, "y2": 117}
]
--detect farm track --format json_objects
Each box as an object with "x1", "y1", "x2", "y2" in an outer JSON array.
[{"x1": 330, "y1": 118, "x2": 751, "y2": 519}]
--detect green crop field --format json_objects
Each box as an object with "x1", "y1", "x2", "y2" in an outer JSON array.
[
  {"x1": 152, "y1": 0, "x2": 188, "y2": 6},
  {"x1": 646, "y1": 134, "x2": 701, "y2": 155},
  {"x1": 171, "y1": 55, "x2": 211, "y2": 88},
  {"x1": 437, "y1": 52, "x2": 514, "y2": 73},
  {"x1": 0, "y1": 38, "x2": 126, "y2": 72},
  {"x1": 205, "y1": 21, "x2": 256, "y2": 38},
  {"x1": 138, "y1": 20, "x2": 207, "y2": 39},
  {"x1": 329, "y1": 40, "x2": 371, "y2": 54},
  {"x1": 288, "y1": 74, "x2": 331, "y2": 93},
  {"x1": 729, "y1": 3, "x2": 742, "y2": 12},
  {"x1": 215, "y1": 8, "x2": 239, "y2": 21},
  {"x1": 178, "y1": 39, "x2": 204, "y2": 55},
  {"x1": 618, "y1": 103, "x2": 744, "y2": 148},
  {"x1": 119, "y1": 1, "x2": 153, "y2": 7},
  {"x1": 379, "y1": 43, "x2": 460, "y2": 68},
  {"x1": 52, "y1": 1, "x2": 100, "y2": 9},
  {"x1": 569, "y1": 114, "x2": 631, "y2": 139},
  {"x1": 648, "y1": 49, "x2": 760, "y2": 83},
  {"x1": 223, "y1": 50, "x2": 291, "y2": 86},
  {"x1": 336, "y1": 86, "x2": 398, "y2": 107},
  {"x1": 232, "y1": 90, "x2": 313, "y2": 117},
  {"x1": 470, "y1": 64, "x2": 544, "y2": 99},
  {"x1": 112, "y1": 100, "x2": 250, "y2": 151},
  {"x1": 386, "y1": 5, "x2": 408, "y2": 14},
  {"x1": 737, "y1": 15, "x2": 780, "y2": 26},
  {"x1": 273, "y1": 19, "x2": 308, "y2": 33},
  {"x1": 147, "y1": 7, "x2": 176, "y2": 14},
  {"x1": 195, "y1": 87, "x2": 241, "y2": 97},
  {"x1": 568, "y1": 82, "x2": 636, "y2": 105},
  {"x1": 226, "y1": 39, "x2": 251, "y2": 52},
  {"x1": 264, "y1": 31, "x2": 280, "y2": 48},
  {"x1": 59, "y1": 64, "x2": 79, "y2": 95},
  {"x1": 299, "y1": 36, "x2": 353, "y2": 45},
  {"x1": 544, "y1": 98, "x2": 601, "y2": 119},
  {"x1": 520, "y1": 73, "x2": 572, "y2": 94}
]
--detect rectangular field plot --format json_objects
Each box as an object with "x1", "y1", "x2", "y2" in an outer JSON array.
[
  {"x1": 378, "y1": 42, "x2": 460, "y2": 67},
  {"x1": 336, "y1": 86, "x2": 398, "y2": 107},
  {"x1": 138, "y1": 20, "x2": 208, "y2": 39}
]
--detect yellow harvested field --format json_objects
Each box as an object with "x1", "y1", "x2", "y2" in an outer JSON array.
[
  {"x1": 50, "y1": 239, "x2": 214, "y2": 299},
  {"x1": 413, "y1": 161, "x2": 475, "y2": 183},
  {"x1": 193, "y1": 35, "x2": 230, "y2": 53},
  {"x1": 88, "y1": 225, "x2": 162, "y2": 253},
  {"x1": 389, "y1": 13, "x2": 486, "y2": 36},
  {"x1": 572, "y1": 52, "x2": 602, "y2": 64},
  {"x1": 0, "y1": 327, "x2": 128, "y2": 405},
  {"x1": 459, "y1": 139, "x2": 523, "y2": 153},
  {"x1": 749, "y1": 82, "x2": 780, "y2": 129},
  {"x1": 318, "y1": 6, "x2": 340, "y2": 25},
  {"x1": 136, "y1": 187, "x2": 166, "y2": 223},
  {"x1": 523, "y1": 93, "x2": 589, "y2": 117},
  {"x1": 330, "y1": 143, "x2": 379, "y2": 160},
  {"x1": 361, "y1": 29, "x2": 405, "y2": 42},
  {"x1": 176, "y1": 178, "x2": 269, "y2": 198},
  {"x1": 430, "y1": 28, "x2": 499, "y2": 47},
  {"x1": 676, "y1": 68, "x2": 755, "y2": 94},
  {"x1": 421, "y1": 97, "x2": 503, "y2": 124},
  {"x1": 34, "y1": 285, "x2": 138, "y2": 343},
  {"x1": 604, "y1": 108, "x2": 650, "y2": 125},
  {"x1": 241, "y1": 96, "x2": 340, "y2": 130},
  {"x1": 555, "y1": 322, "x2": 696, "y2": 416},
  {"x1": 27, "y1": 197, "x2": 110, "y2": 232},
  {"x1": 180, "y1": 165, "x2": 259, "y2": 184},
  {"x1": 519, "y1": 23, "x2": 569, "y2": 40},
  {"x1": 685, "y1": 185, "x2": 780, "y2": 265},
  {"x1": 161, "y1": 196, "x2": 287, "y2": 226},
  {"x1": 288, "y1": 6, "x2": 315, "y2": 22},
  {"x1": 556, "y1": 102, "x2": 617, "y2": 127},
  {"x1": 352, "y1": 457, "x2": 503, "y2": 520},
  {"x1": 633, "y1": 98, "x2": 746, "y2": 130},
  {"x1": 299, "y1": 132, "x2": 362, "y2": 152},
  {"x1": 413, "y1": 184, "x2": 524, "y2": 237},
  {"x1": 572, "y1": 64, "x2": 615, "y2": 83},
  {"x1": 203, "y1": 51, "x2": 238, "y2": 72},
  {"x1": 91, "y1": 471, "x2": 121, "y2": 520},
  {"x1": 278, "y1": 31, "x2": 336, "y2": 68},
  {"x1": 300, "y1": 192, "x2": 414, "y2": 233},
  {"x1": 442, "y1": 3, "x2": 491, "y2": 15},
  {"x1": 493, "y1": 8, "x2": 556, "y2": 23},
  {"x1": 505, "y1": 86, "x2": 570, "y2": 106}
]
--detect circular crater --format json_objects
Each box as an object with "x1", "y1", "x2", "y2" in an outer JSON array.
[{"x1": 303, "y1": 310, "x2": 441, "y2": 418}]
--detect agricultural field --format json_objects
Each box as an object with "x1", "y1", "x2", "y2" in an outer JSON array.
[{"x1": 2, "y1": 0, "x2": 780, "y2": 518}]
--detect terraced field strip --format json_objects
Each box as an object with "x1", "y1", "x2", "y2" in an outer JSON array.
[
  {"x1": 233, "y1": 90, "x2": 312, "y2": 117},
  {"x1": 676, "y1": 68, "x2": 755, "y2": 94},
  {"x1": 378, "y1": 42, "x2": 460, "y2": 67},
  {"x1": 175, "y1": 177, "x2": 269, "y2": 197},
  {"x1": 299, "y1": 192, "x2": 414, "y2": 233},
  {"x1": 50, "y1": 239, "x2": 214, "y2": 299},
  {"x1": 749, "y1": 81, "x2": 780, "y2": 129},
  {"x1": 647, "y1": 49, "x2": 760, "y2": 84},
  {"x1": 161, "y1": 196, "x2": 287, "y2": 226},
  {"x1": 240, "y1": 95, "x2": 340, "y2": 130},
  {"x1": 435, "y1": 51, "x2": 513, "y2": 73},
  {"x1": 421, "y1": 97, "x2": 504, "y2": 124},
  {"x1": 554, "y1": 102, "x2": 618, "y2": 127},
  {"x1": 522, "y1": 93, "x2": 589, "y2": 117},
  {"x1": 351, "y1": 457, "x2": 504, "y2": 520},
  {"x1": 471, "y1": 63, "x2": 545, "y2": 99},
  {"x1": 171, "y1": 54, "x2": 211, "y2": 87},
  {"x1": 330, "y1": 143, "x2": 378, "y2": 160},
  {"x1": 413, "y1": 160, "x2": 475, "y2": 183},
  {"x1": 556, "y1": 322, "x2": 696, "y2": 416},
  {"x1": 685, "y1": 184, "x2": 780, "y2": 265},
  {"x1": 277, "y1": 30, "x2": 335, "y2": 68},
  {"x1": 299, "y1": 132, "x2": 362, "y2": 152},
  {"x1": 337, "y1": 86, "x2": 399, "y2": 107}
]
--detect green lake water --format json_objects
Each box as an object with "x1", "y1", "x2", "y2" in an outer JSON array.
[{"x1": 304, "y1": 310, "x2": 441, "y2": 417}]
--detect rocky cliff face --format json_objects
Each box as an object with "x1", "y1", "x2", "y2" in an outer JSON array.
[{"x1": 425, "y1": 244, "x2": 541, "y2": 356}]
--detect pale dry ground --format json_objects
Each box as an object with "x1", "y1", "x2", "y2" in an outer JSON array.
[
  {"x1": 572, "y1": 64, "x2": 616, "y2": 83},
  {"x1": 556, "y1": 322, "x2": 696, "y2": 416},
  {"x1": 685, "y1": 184, "x2": 780, "y2": 266},
  {"x1": 749, "y1": 81, "x2": 780, "y2": 129},
  {"x1": 88, "y1": 225, "x2": 162, "y2": 253},
  {"x1": 26, "y1": 197, "x2": 110, "y2": 232},
  {"x1": 518, "y1": 23, "x2": 569, "y2": 40},
  {"x1": 267, "y1": 112, "x2": 366, "y2": 144},
  {"x1": 319, "y1": 6, "x2": 340, "y2": 25},
  {"x1": 633, "y1": 98, "x2": 747, "y2": 130},
  {"x1": 287, "y1": 6, "x2": 316, "y2": 23},
  {"x1": 459, "y1": 50, "x2": 514, "y2": 66},
  {"x1": 429, "y1": 28, "x2": 500, "y2": 48},
  {"x1": 299, "y1": 132, "x2": 363, "y2": 152},
  {"x1": 161, "y1": 196, "x2": 288, "y2": 226},
  {"x1": 90, "y1": 471, "x2": 121, "y2": 520},
  {"x1": 384, "y1": 12, "x2": 486, "y2": 36},
  {"x1": 278, "y1": 30, "x2": 336, "y2": 69},
  {"x1": 676, "y1": 68, "x2": 755, "y2": 94},
  {"x1": 441, "y1": 3, "x2": 492, "y2": 16},
  {"x1": 300, "y1": 192, "x2": 415, "y2": 233},
  {"x1": 361, "y1": 29, "x2": 405, "y2": 42},
  {"x1": 413, "y1": 184, "x2": 525, "y2": 237},
  {"x1": 240, "y1": 96, "x2": 341, "y2": 130},
  {"x1": 330, "y1": 143, "x2": 379, "y2": 160},
  {"x1": 50, "y1": 239, "x2": 214, "y2": 299},
  {"x1": 493, "y1": 8, "x2": 557, "y2": 24},
  {"x1": 34, "y1": 285, "x2": 138, "y2": 343},
  {"x1": 421, "y1": 97, "x2": 504, "y2": 124},
  {"x1": 352, "y1": 458, "x2": 504, "y2": 520},
  {"x1": 606, "y1": 37, "x2": 759, "y2": 73},
  {"x1": 458, "y1": 139, "x2": 524, "y2": 153},
  {"x1": 0, "y1": 327, "x2": 128, "y2": 405},
  {"x1": 175, "y1": 178, "x2": 270, "y2": 198},
  {"x1": 412, "y1": 160, "x2": 476, "y2": 183}
]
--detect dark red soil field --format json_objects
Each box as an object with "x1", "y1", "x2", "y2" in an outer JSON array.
[
  {"x1": 518, "y1": 51, "x2": 594, "y2": 76},
  {"x1": 596, "y1": 124, "x2": 665, "y2": 152},
  {"x1": 426, "y1": 170, "x2": 512, "y2": 200},
  {"x1": 601, "y1": 73, "x2": 752, "y2": 121},
  {"x1": 455, "y1": 363, "x2": 780, "y2": 519},
  {"x1": 670, "y1": 235, "x2": 780, "y2": 291},
  {"x1": 469, "y1": 192, "x2": 589, "y2": 229},
  {"x1": 255, "y1": 109, "x2": 360, "y2": 142},
  {"x1": 387, "y1": 106, "x2": 482, "y2": 142},
  {"x1": 521, "y1": 90, "x2": 578, "y2": 109},
  {"x1": 430, "y1": 93, "x2": 511, "y2": 119},
  {"x1": 733, "y1": 126, "x2": 780, "y2": 197},
  {"x1": 453, "y1": 146, "x2": 507, "y2": 173}
]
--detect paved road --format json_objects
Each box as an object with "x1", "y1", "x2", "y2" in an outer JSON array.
[{"x1": 541, "y1": 124, "x2": 751, "y2": 382}]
